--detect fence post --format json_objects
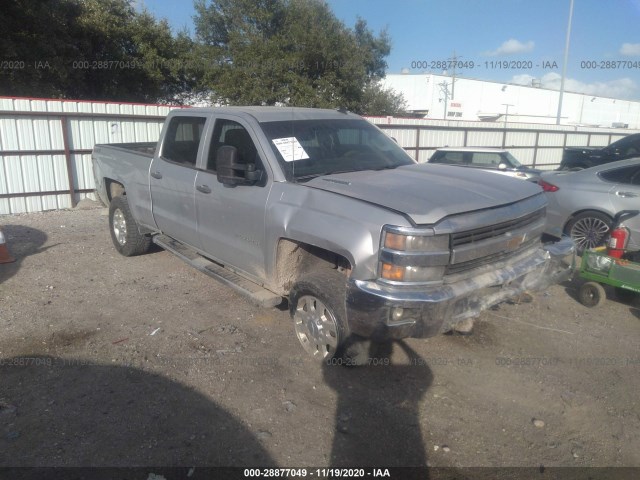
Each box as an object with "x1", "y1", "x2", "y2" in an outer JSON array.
[{"x1": 60, "y1": 117, "x2": 77, "y2": 208}]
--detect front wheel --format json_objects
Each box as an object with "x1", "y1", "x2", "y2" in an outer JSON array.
[
  {"x1": 289, "y1": 270, "x2": 380, "y2": 366},
  {"x1": 289, "y1": 270, "x2": 347, "y2": 361},
  {"x1": 109, "y1": 195, "x2": 152, "y2": 257},
  {"x1": 579, "y1": 282, "x2": 606, "y2": 308}
]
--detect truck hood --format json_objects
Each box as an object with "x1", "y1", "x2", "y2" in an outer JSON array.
[{"x1": 304, "y1": 163, "x2": 542, "y2": 225}]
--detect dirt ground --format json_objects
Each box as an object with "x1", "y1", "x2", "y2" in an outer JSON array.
[{"x1": 0, "y1": 205, "x2": 639, "y2": 473}]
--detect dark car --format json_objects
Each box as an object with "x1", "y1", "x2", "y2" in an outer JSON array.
[
  {"x1": 559, "y1": 133, "x2": 640, "y2": 171},
  {"x1": 427, "y1": 147, "x2": 542, "y2": 181}
]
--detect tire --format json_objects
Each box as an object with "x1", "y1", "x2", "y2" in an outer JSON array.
[
  {"x1": 289, "y1": 269, "x2": 380, "y2": 366},
  {"x1": 579, "y1": 282, "x2": 606, "y2": 308},
  {"x1": 565, "y1": 211, "x2": 612, "y2": 255},
  {"x1": 108, "y1": 195, "x2": 152, "y2": 257},
  {"x1": 289, "y1": 270, "x2": 347, "y2": 361},
  {"x1": 614, "y1": 287, "x2": 637, "y2": 304}
]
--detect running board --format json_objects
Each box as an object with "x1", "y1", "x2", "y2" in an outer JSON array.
[{"x1": 153, "y1": 234, "x2": 282, "y2": 308}]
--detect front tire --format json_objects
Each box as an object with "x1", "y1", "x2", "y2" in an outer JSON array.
[
  {"x1": 109, "y1": 195, "x2": 152, "y2": 257},
  {"x1": 579, "y1": 282, "x2": 606, "y2": 308},
  {"x1": 289, "y1": 270, "x2": 379, "y2": 366},
  {"x1": 289, "y1": 270, "x2": 347, "y2": 361}
]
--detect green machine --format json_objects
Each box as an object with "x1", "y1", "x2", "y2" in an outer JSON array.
[{"x1": 578, "y1": 211, "x2": 640, "y2": 308}]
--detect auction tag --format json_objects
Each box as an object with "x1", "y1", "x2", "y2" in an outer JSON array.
[{"x1": 272, "y1": 137, "x2": 310, "y2": 162}]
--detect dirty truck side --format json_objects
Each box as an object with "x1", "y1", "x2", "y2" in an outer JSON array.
[{"x1": 92, "y1": 107, "x2": 575, "y2": 363}]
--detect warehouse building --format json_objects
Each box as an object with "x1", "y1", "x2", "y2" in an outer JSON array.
[{"x1": 381, "y1": 73, "x2": 640, "y2": 129}]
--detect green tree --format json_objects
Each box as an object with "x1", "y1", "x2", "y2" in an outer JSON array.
[
  {"x1": 193, "y1": 0, "x2": 405, "y2": 115},
  {"x1": 0, "y1": 0, "x2": 200, "y2": 102}
]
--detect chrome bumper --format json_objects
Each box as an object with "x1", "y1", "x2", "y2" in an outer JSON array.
[{"x1": 346, "y1": 237, "x2": 575, "y2": 340}]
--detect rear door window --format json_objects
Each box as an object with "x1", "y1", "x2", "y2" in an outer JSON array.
[{"x1": 161, "y1": 116, "x2": 207, "y2": 166}]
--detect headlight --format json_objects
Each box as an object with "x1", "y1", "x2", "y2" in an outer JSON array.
[
  {"x1": 379, "y1": 226, "x2": 450, "y2": 283},
  {"x1": 585, "y1": 253, "x2": 613, "y2": 274},
  {"x1": 384, "y1": 231, "x2": 448, "y2": 251}
]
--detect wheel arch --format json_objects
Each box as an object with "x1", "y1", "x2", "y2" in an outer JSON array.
[
  {"x1": 274, "y1": 238, "x2": 352, "y2": 296},
  {"x1": 563, "y1": 208, "x2": 614, "y2": 234},
  {"x1": 106, "y1": 179, "x2": 126, "y2": 202}
]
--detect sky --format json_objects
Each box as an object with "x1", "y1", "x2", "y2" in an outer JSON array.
[{"x1": 138, "y1": 0, "x2": 640, "y2": 100}]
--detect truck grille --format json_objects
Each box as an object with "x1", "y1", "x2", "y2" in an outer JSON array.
[
  {"x1": 445, "y1": 207, "x2": 546, "y2": 277},
  {"x1": 451, "y1": 209, "x2": 545, "y2": 247},
  {"x1": 445, "y1": 239, "x2": 538, "y2": 276}
]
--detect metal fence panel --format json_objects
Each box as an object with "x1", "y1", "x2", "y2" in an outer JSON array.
[
  {"x1": 2, "y1": 99, "x2": 640, "y2": 215},
  {"x1": 466, "y1": 130, "x2": 503, "y2": 147},
  {"x1": 0, "y1": 97, "x2": 170, "y2": 214}
]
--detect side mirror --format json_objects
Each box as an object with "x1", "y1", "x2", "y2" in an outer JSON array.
[
  {"x1": 216, "y1": 146, "x2": 261, "y2": 186},
  {"x1": 498, "y1": 163, "x2": 508, "y2": 170}
]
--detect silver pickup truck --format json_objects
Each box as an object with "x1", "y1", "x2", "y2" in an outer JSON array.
[{"x1": 92, "y1": 107, "x2": 574, "y2": 364}]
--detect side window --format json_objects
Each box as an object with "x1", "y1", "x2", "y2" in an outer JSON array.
[
  {"x1": 600, "y1": 165, "x2": 640, "y2": 185},
  {"x1": 161, "y1": 116, "x2": 206, "y2": 166},
  {"x1": 471, "y1": 153, "x2": 501, "y2": 166},
  {"x1": 432, "y1": 152, "x2": 464, "y2": 164},
  {"x1": 206, "y1": 119, "x2": 261, "y2": 171}
]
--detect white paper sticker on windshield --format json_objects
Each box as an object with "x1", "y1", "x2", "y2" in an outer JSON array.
[{"x1": 272, "y1": 137, "x2": 310, "y2": 162}]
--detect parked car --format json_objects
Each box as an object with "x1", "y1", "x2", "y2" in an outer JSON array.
[
  {"x1": 92, "y1": 107, "x2": 574, "y2": 363},
  {"x1": 559, "y1": 133, "x2": 640, "y2": 171},
  {"x1": 539, "y1": 158, "x2": 640, "y2": 254},
  {"x1": 427, "y1": 147, "x2": 542, "y2": 181}
]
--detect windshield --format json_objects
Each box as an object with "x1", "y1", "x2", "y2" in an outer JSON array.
[
  {"x1": 503, "y1": 151, "x2": 523, "y2": 168},
  {"x1": 260, "y1": 118, "x2": 416, "y2": 181}
]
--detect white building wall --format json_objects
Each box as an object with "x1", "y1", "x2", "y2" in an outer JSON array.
[{"x1": 382, "y1": 74, "x2": 640, "y2": 129}]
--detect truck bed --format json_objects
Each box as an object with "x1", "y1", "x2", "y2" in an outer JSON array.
[
  {"x1": 92, "y1": 142, "x2": 158, "y2": 229},
  {"x1": 97, "y1": 142, "x2": 157, "y2": 157}
]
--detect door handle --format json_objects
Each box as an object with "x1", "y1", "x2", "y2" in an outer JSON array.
[
  {"x1": 150, "y1": 171, "x2": 162, "y2": 179},
  {"x1": 196, "y1": 184, "x2": 212, "y2": 194},
  {"x1": 616, "y1": 191, "x2": 638, "y2": 198}
]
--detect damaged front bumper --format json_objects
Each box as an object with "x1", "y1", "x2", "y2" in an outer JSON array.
[{"x1": 346, "y1": 237, "x2": 575, "y2": 341}]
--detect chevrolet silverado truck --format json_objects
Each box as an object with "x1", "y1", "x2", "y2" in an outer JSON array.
[{"x1": 92, "y1": 107, "x2": 574, "y2": 363}]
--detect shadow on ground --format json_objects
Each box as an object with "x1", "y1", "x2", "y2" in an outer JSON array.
[
  {"x1": 0, "y1": 356, "x2": 275, "y2": 467},
  {"x1": 323, "y1": 340, "x2": 433, "y2": 473},
  {"x1": 0, "y1": 225, "x2": 51, "y2": 285}
]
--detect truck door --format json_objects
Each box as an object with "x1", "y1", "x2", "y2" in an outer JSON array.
[
  {"x1": 150, "y1": 115, "x2": 208, "y2": 250},
  {"x1": 194, "y1": 117, "x2": 271, "y2": 280}
]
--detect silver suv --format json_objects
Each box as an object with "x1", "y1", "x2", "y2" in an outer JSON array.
[{"x1": 428, "y1": 147, "x2": 542, "y2": 182}]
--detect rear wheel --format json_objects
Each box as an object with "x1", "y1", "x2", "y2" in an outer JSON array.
[
  {"x1": 109, "y1": 195, "x2": 152, "y2": 257},
  {"x1": 579, "y1": 282, "x2": 606, "y2": 308},
  {"x1": 565, "y1": 211, "x2": 612, "y2": 255}
]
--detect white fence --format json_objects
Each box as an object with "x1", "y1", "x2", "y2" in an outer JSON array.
[
  {"x1": 1, "y1": 97, "x2": 638, "y2": 215},
  {"x1": 0, "y1": 97, "x2": 173, "y2": 214},
  {"x1": 368, "y1": 116, "x2": 640, "y2": 166}
]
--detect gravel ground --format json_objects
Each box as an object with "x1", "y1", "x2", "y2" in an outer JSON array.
[{"x1": 0, "y1": 204, "x2": 639, "y2": 472}]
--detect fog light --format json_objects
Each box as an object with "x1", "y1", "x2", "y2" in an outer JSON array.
[{"x1": 391, "y1": 307, "x2": 404, "y2": 321}]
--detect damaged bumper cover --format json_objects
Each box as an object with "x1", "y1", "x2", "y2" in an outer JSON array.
[{"x1": 346, "y1": 237, "x2": 575, "y2": 341}]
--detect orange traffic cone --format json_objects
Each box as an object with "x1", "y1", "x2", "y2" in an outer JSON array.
[{"x1": 0, "y1": 229, "x2": 15, "y2": 264}]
